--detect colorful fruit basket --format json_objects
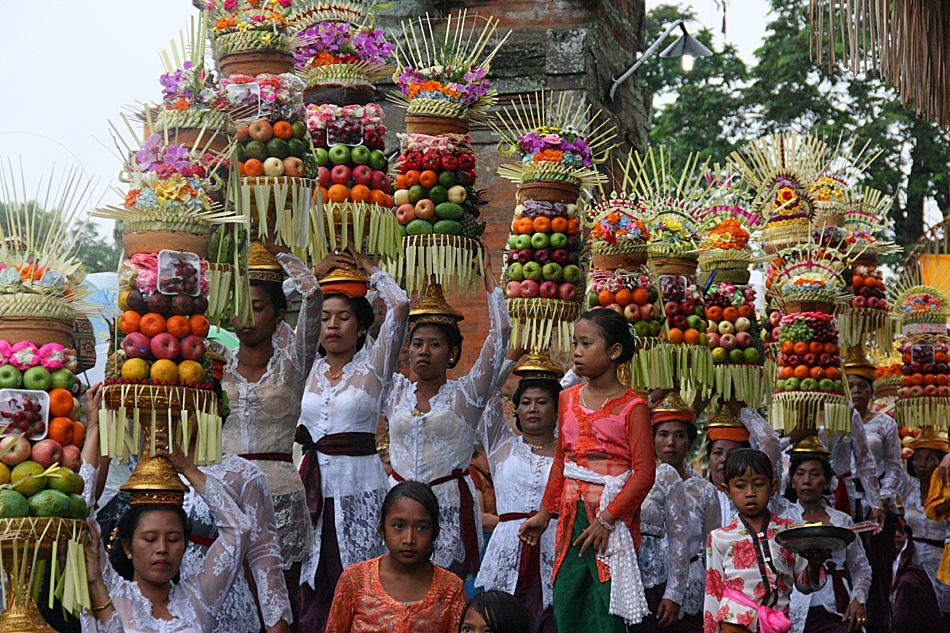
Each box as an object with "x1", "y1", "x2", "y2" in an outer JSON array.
[
  {"x1": 705, "y1": 282, "x2": 766, "y2": 406},
  {"x1": 697, "y1": 202, "x2": 761, "y2": 286},
  {"x1": 588, "y1": 196, "x2": 650, "y2": 270},
  {"x1": 207, "y1": 0, "x2": 297, "y2": 78}
]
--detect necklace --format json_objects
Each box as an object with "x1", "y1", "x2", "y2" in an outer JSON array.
[
  {"x1": 523, "y1": 438, "x2": 556, "y2": 451},
  {"x1": 581, "y1": 384, "x2": 624, "y2": 411},
  {"x1": 326, "y1": 368, "x2": 344, "y2": 381}
]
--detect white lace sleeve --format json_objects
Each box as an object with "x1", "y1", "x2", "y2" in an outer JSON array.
[
  {"x1": 845, "y1": 519, "x2": 872, "y2": 604},
  {"x1": 365, "y1": 270, "x2": 410, "y2": 389},
  {"x1": 191, "y1": 473, "x2": 253, "y2": 613},
  {"x1": 705, "y1": 484, "x2": 723, "y2": 535},
  {"x1": 94, "y1": 611, "x2": 125, "y2": 633},
  {"x1": 875, "y1": 414, "x2": 904, "y2": 503},
  {"x1": 277, "y1": 252, "x2": 322, "y2": 373},
  {"x1": 560, "y1": 368, "x2": 583, "y2": 388},
  {"x1": 457, "y1": 288, "x2": 511, "y2": 419},
  {"x1": 848, "y1": 410, "x2": 882, "y2": 510},
  {"x1": 741, "y1": 408, "x2": 783, "y2": 485},
  {"x1": 481, "y1": 359, "x2": 517, "y2": 459},
  {"x1": 662, "y1": 473, "x2": 690, "y2": 605}
]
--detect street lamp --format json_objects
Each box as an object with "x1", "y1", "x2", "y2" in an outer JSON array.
[{"x1": 606, "y1": 20, "x2": 714, "y2": 102}]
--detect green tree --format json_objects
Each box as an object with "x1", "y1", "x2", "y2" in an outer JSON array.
[{"x1": 72, "y1": 222, "x2": 121, "y2": 273}]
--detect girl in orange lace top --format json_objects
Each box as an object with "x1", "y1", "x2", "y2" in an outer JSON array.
[{"x1": 520, "y1": 309, "x2": 656, "y2": 632}]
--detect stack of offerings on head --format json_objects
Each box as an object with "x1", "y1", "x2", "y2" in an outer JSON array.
[
  {"x1": 295, "y1": 1, "x2": 402, "y2": 263},
  {"x1": 492, "y1": 92, "x2": 616, "y2": 364},
  {"x1": 697, "y1": 199, "x2": 767, "y2": 408},
  {"x1": 0, "y1": 167, "x2": 97, "y2": 625},
  {"x1": 384, "y1": 12, "x2": 509, "y2": 296}
]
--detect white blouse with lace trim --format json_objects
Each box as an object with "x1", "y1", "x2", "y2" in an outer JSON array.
[
  {"x1": 638, "y1": 463, "x2": 690, "y2": 604},
  {"x1": 681, "y1": 465, "x2": 721, "y2": 615}
]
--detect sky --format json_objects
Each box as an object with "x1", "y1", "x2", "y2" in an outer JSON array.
[{"x1": 0, "y1": 0, "x2": 772, "y2": 238}]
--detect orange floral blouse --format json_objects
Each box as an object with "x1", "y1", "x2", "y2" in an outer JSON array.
[{"x1": 326, "y1": 556, "x2": 467, "y2": 633}]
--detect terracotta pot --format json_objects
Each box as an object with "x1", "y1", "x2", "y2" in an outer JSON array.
[
  {"x1": 169, "y1": 127, "x2": 230, "y2": 154},
  {"x1": 814, "y1": 212, "x2": 845, "y2": 229},
  {"x1": 123, "y1": 231, "x2": 211, "y2": 258},
  {"x1": 0, "y1": 317, "x2": 73, "y2": 348},
  {"x1": 517, "y1": 181, "x2": 580, "y2": 205},
  {"x1": 700, "y1": 269, "x2": 751, "y2": 285},
  {"x1": 219, "y1": 49, "x2": 294, "y2": 78},
  {"x1": 855, "y1": 254, "x2": 878, "y2": 268},
  {"x1": 591, "y1": 252, "x2": 647, "y2": 270},
  {"x1": 304, "y1": 84, "x2": 376, "y2": 107},
  {"x1": 405, "y1": 114, "x2": 469, "y2": 135},
  {"x1": 651, "y1": 256, "x2": 698, "y2": 276},
  {"x1": 783, "y1": 300, "x2": 835, "y2": 315}
]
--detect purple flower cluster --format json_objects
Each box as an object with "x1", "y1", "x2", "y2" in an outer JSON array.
[
  {"x1": 294, "y1": 21, "x2": 392, "y2": 68},
  {"x1": 518, "y1": 131, "x2": 593, "y2": 166},
  {"x1": 395, "y1": 65, "x2": 490, "y2": 106},
  {"x1": 134, "y1": 135, "x2": 211, "y2": 178},
  {"x1": 158, "y1": 61, "x2": 227, "y2": 109}
]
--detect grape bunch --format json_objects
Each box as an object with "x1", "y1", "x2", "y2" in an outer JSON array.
[{"x1": 778, "y1": 320, "x2": 815, "y2": 344}]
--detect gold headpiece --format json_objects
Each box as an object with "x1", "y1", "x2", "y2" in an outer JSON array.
[
  {"x1": 247, "y1": 241, "x2": 284, "y2": 284},
  {"x1": 911, "y1": 426, "x2": 949, "y2": 453},
  {"x1": 318, "y1": 264, "x2": 370, "y2": 298},
  {"x1": 651, "y1": 391, "x2": 696, "y2": 424},
  {"x1": 410, "y1": 283, "x2": 464, "y2": 326},
  {"x1": 513, "y1": 351, "x2": 564, "y2": 381},
  {"x1": 789, "y1": 434, "x2": 831, "y2": 455},
  {"x1": 843, "y1": 346, "x2": 877, "y2": 382},
  {"x1": 704, "y1": 405, "x2": 750, "y2": 442}
]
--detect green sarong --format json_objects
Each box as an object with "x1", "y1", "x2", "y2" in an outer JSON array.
[{"x1": 552, "y1": 501, "x2": 627, "y2": 633}]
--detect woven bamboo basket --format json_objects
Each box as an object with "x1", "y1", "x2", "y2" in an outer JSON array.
[
  {"x1": 0, "y1": 316, "x2": 74, "y2": 348},
  {"x1": 405, "y1": 114, "x2": 469, "y2": 135},
  {"x1": 219, "y1": 49, "x2": 294, "y2": 77},
  {"x1": 168, "y1": 127, "x2": 230, "y2": 154},
  {"x1": 651, "y1": 256, "x2": 698, "y2": 276}
]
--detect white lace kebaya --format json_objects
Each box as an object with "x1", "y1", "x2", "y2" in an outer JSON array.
[
  {"x1": 637, "y1": 463, "x2": 690, "y2": 608},
  {"x1": 299, "y1": 269, "x2": 409, "y2": 588},
  {"x1": 680, "y1": 465, "x2": 721, "y2": 616},
  {"x1": 78, "y1": 462, "x2": 253, "y2": 633},
  {"x1": 384, "y1": 287, "x2": 510, "y2": 574}
]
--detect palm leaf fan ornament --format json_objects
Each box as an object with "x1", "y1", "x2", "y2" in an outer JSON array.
[{"x1": 489, "y1": 91, "x2": 617, "y2": 189}]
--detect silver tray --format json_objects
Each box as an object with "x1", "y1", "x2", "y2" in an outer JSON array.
[{"x1": 774, "y1": 524, "x2": 854, "y2": 554}]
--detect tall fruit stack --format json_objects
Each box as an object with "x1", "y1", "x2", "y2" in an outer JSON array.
[
  {"x1": 385, "y1": 12, "x2": 509, "y2": 295},
  {"x1": 296, "y1": 2, "x2": 401, "y2": 263},
  {"x1": 491, "y1": 92, "x2": 615, "y2": 363},
  {"x1": 0, "y1": 167, "x2": 93, "y2": 629}
]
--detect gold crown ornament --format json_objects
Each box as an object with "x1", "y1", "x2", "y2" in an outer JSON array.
[
  {"x1": 410, "y1": 282, "x2": 464, "y2": 327},
  {"x1": 513, "y1": 351, "x2": 564, "y2": 381},
  {"x1": 704, "y1": 404, "x2": 751, "y2": 443},
  {"x1": 247, "y1": 241, "x2": 284, "y2": 284},
  {"x1": 318, "y1": 264, "x2": 370, "y2": 299},
  {"x1": 910, "y1": 426, "x2": 950, "y2": 453},
  {"x1": 651, "y1": 391, "x2": 696, "y2": 425},
  {"x1": 789, "y1": 433, "x2": 832, "y2": 455}
]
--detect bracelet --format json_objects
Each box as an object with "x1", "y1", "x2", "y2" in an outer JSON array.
[
  {"x1": 596, "y1": 514, "x2": 616, "y2": 532},
  {"x1": 91, "y1": 596, "x2": 113, "y2": 612}
]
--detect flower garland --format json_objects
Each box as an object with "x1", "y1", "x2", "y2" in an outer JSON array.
[
  {"x1": 222, "y1": 72, "x2": 304, "y2": 105},
  {"x1": 591, "y1": 211, "x2": 650, "y2": 245},
  {"x1": 295, "y1": 21, "x2": 392, "y2": 70},
  {"x1": 900, "y1": 293, "x2": 945, "y2": 314},
  {"x1": 0, "y1": 341, "x2": 71, "y2": 371},
  {"x1": 396, "y1": 66, "x2": 490, "y2": 107},
  {"x1": 306, "y1": 103, "x2": 385, "y2": 135}
]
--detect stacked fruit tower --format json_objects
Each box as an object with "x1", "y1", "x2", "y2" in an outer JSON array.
[
  {"x1": 891, "y1": 276, "x2": 950, "y2": 428},
  {"x1": 698, "y1": 204, "x2": 767, "y2": 406},
  {"x1": 92, "y1": 123, "x2": 247, "y2": 502},
  {"x1": 0, "y1": 167, "x2": 93, "y2": 629},
  {"x1": 384, "y1": 12, "x2": 509, "y2": 295},
  {"x1": 765, "y1": 244, "x2": 853, "y2": 432},
  {"x1": 630, "y1": 149, "x2": 718, "y2": 401},
  {"x1": 872, "y1": 350, "x2": 902, "y2": 416},
  {"x1": 492, "y1": 92, "x2": 615, "y2": 361},
  {"x1": 295, "y1": 2, "x2": 401, "y2": 263}
]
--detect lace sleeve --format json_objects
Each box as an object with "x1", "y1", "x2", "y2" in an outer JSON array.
[
  {"x1": 481, "y1": 359, "x2": 517, "y2": 460},
  {"x1": 192, "y1": 473, "x2": 252, "y2": 613},
  {"x1": 662, "y1": 470, "x2": 690, "y2": 605},
  {"x1": 277, "y1": 252, "x2": 322, "y2": 373},
  {"x1": 94, "y1": 611, "x2": 125, "y2": 633},
  {"x1": 705, "y1": 484, "x2": 723, "y2": 535},
  {"x1": 844, "y1": 518, "x2": 872, "y2": 604},
  {"x1": 605, "y1": 401, "x2": 656, "y2": 519},
  {"x1": 875, "y1": 414, "x2": 904, "y2": 503},
  {"x1": 456, "y1": 288, "x2": 511, "y2": 422},
  {"x1": 741, "y1": 408, "x2": 783, "y2": 485},
  {"x1": 848, "y1": 410, "x2": 882, "y2": 510},
  {"x1": 365, "y1": 270, "x2": 410, "y2": 389}
]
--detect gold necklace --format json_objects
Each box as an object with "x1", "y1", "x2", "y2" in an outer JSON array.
[
  {"x1": 581, "y1": 385, "x2": 623, "y2": 411},
  {"x1": 524, "y1": 438, "x2": 556, "y2": 451},
  {"x1": 327, "y1": 368, "x2": 344, "y2": 381}
]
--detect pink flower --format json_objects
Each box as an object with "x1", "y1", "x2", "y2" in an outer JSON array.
[
  {"x1": 704, "y1": 612, "x2": 717, "y2": 633},
  {"x1": 753, "y1": 581, "x2": 767, "y2": 600},
  {"x1": 9, "y1": 341, "x2": 38, "y2": 370},
  {"x1": 732, "y1": 539, "x2": 758, "y2": 570},
  {"x1": 705, "y1": 567, "x2": 725, "y2": 598},
  {"x1": 223, "y1": 0, "x2": 237, "y2": 10},
  {"x1": 37, "y1": 343, "x2": 66, "y2": 371},
  {"x1": 155, "y1": 164, "x2": 176, "y2": 178},
  {"x1": 724, "y1": 577, "x2": 745, "y2": 593},
  {"x1": 736, "y1": 612, "x2": 754, "y2": 627},
  {"x1": 205, "y1": 0, "x2": 215, "y2": 8}
]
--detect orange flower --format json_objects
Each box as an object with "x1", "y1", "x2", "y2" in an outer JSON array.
[
  {"x1": 173, "y1": 98, "x2": 189, "y2": 111},
  {"x1": 533, "y1": 149, "x2": 563, "y2": 163},
  {"x1": 310, "y1": 51, "x2": 336, "y2": 67},
  {"x1": 124, "y1": 190, "x2": 139, "y2": 207},
  {"x1": 215, "y1": 18, "x2": 236, "y2": 31},
  {"x1": 408, "y1": 80, "x2": 461, "y2": 100}
]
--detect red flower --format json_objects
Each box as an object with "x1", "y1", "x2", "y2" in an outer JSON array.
[
  {"x1": 780, "y1": 546, "x2": 796, "y2": 569},
  {"x1": 753, "y1": 581, "x2": 767, "y2": 601},
  {"x1": 724, "y1": 577, "x2": 745, "y2": 593},
  {"x1": 716, "y1": 605, "x2": 731, "y2": 622},
  {"x1": 737, "y1": 611, "x2": 755, "y2": 627},
  {"x1": 732, "y1": 539, "x2": 758, "y2": 570},
  {"x1": 706, "y1": 567, "x2": 725, "y2": 599},
  {"x1": 703, "y1": 612, "x2": 718, "y2": 633}
]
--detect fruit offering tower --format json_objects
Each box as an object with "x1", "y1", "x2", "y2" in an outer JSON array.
[
  {"x1": 0, "y1": 167, "x2": 95, "y2": 628},
  {"x1": 296, "y1": 2, "x2": 401, "y2": 263},
  {"x1": 93, "y1": 127, "x2": 245, "y2": 501},
  {"x1": 698, "y1": 204, "x2": 767, "y2": 407},
  {"x1": 728, "y1": 133, "x2": 827, "y2": 253},
  {"x1": 491, "y1": 92, "x2": 616, "y2": 362},
  {"x1": 769, "y1": 244, "x2": 853, "y2": 433},
  {"x1": 891, "y1": 276, "x2": 950, "y2": 428},
  {"x1": 385, "y1": 12, "x2": 509, "y2": 295}
]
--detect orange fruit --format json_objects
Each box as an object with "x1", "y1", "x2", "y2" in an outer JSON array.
[
  {"x1": 737, "y1": 305, "x2": 753, "y2": 318},
  {"x1": 515, "y1": 218, "x2": 534, "y2": 235},
  {"x1": 48, "y1": 417, "x2": 74, "y2": 445},
  {"x1": 405, "y1": 170, "x2": 422, "y2": 187},
  {"x1": 937, "y1": 352, "x2": 950, "y2": 364},
  {"x1": 244, "y1": 158, "x2": 264, "y2": 177},
  {"x1": 317, "y1": 187, "x2": 329, "y2": 204},
  {"x1": 824, "y1": 342, "x2": 838, "y2": 355},
  {"x1": 780, "y1": 340, "x2": 795, "y2": 355},
  {"x1": 394, "y1": 174, "x2": 407, "y2": 190},
  {"x1": 824, "y1": 367, "x2": 841, "y2": 380},
  {"x1": 598, "y1": 290, "x2": 616, "y2": 307},
  {"x1": 852, "y1": 275, "x2": 865, "y2": 289},
  {"x1": 150, "y1": 359, "x2": 179, "y2": 383},
  {"x1": 780, "y1": 366, "x2": 795, "y2": 380},
  {"x1": 809, "y1": 341, "x2": 824, "y2": 355},
  {"x1": 722, "y1": 307, "x2": 739, "y2": 323},
  {"x1": 793, "y1": 341, "x2": 809, "y2": 356},
  {"x1": 911, "y1": 373, "x2": 925, "y2": 387},
  {"x1": 668, "y1": 328, "x2": 685, "y2": 344},
  {"x1": 794, "y1": 365, "x2": 810, "y2": 380},
  {"x1": 49, "y1": 389, "x2": 74, "y2": 418},
  {"x1": 810, "y1": 366, "x2": 825, "y2": 380},
  {"x1": 938, "y1": 374, "x2": 950, "y2": 386},
  {"x1": 925, "y1": 374, "x2": 937, "y2": 386},
  {"x1": 706, "y1": 306, "x2": 723, "y2": 322},
  {"x1": 119, "y1": 310, "x2": 141, "y2": 334},
  {"x1": 370, "y1": 189, "x2": 390, "y2": 207},
  {"x1": 166, "y1": 315, "x2": 191, "y2": 339},
  {"x1": 350, "y1": 184, "x2": 372, "y2": 203},
  {"x1": 566, "y1": 218, "x2": 581, "y2": 235},
  {"x1": 139, "y1": 313, "x2": 167, "y2": 338},
  {"x1": 327, "y1": 184, "x2": 350, "y2": 203},
  {"x1": 632, "y1": 288, "x2": 649, "y2": 306},
  {"x1": 189, "y1": 315, "x2": 210, "y2": 338},
  {"x1": 550, "y1": 217, "x2": 568, "y2": 233},
  {"x1": 419, "y1": 170, "x2": 438, "y2": 188},
  {"x1": 238, "y1": 161, "x2": 245, "y2": 177},
  {"x1": 71, "y1": 421, "x2": 85, "y2": 447},
  {"x1": 683, "y1": 328, "x2": 701, "y2": 345},
  {"x1": 532, "y1": 216, "x2": 551, "y2": 233},
  {"x1": 614, "y1": 289, "x2": 633, "y2": 306},
  {"x1": 272, "y1": 121, "x2": 293, "y2": 140}
]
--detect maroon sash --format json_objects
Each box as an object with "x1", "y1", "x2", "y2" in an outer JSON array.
[
  {"x1": 392, "y1": 467, "x2": 480, "y2": 575},
  {"x1": 296, "y1": 426, "x2": 377, "y2": 523},
  {"x1": 190, "y1": 535, "x2": 216, "y2": 548},
  {"x1": 500, "y1": 511, "x2": 540, "y2": 589},
  {"x1": 834, "y1": 471, "x2": 851, "y2": 515},
  {"x1": 824, "y1": 560, "x2": 851, "y2": 614},
  {"x1": 238, "y1": 452, "x2": 294, "y2": 463}
]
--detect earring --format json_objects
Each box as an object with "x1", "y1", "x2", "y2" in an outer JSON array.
[
  {"x1": 126, "y1": 552, "x2": 132, "y2": 560},
  {"x1": 357, "y1": 330, "x2": 365, "y2": 338}
]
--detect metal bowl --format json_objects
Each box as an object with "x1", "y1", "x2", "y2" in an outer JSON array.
[{"x1": 774, "y1": 524, "x2": 855, "y2": 554}]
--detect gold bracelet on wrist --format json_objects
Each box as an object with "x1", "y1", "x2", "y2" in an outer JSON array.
[{"x1": 91, "y1": 596, "x2": 113, "y2": 612}]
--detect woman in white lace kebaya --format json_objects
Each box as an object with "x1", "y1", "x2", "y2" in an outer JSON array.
[
  {"x1": 649, "y1": 391, "x2": 711, "y2": 633},
  {"x1": 476, "y1": 356, "x2": 560, "y2": 632},
  {"x1": 384, "y1": 262, "x2": 510, "y2": 578},
  {"x1": 297, "y1": 248, "x2": 410, "y2": 633}
]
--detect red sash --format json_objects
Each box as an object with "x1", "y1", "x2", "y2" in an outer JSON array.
[{"x1": 296, "y1": 426, "x2": 377, "y2": 523}]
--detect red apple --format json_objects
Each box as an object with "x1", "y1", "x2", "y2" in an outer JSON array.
[
  {"x1": 708, "y1": 332, "x2": 721, "y2": 348},
  {"x1": 735, "y1": 332, "x2": 753, "y2": 347},
  {"x1": 505, "y1": 281, "x2": 522, "y2": 299},
  {"x1": 415, "y1": 199, "x2": 435, "y2": 220},
  {"x1": 558, "y1": 283, "x2": 577, "y2": 302},
  {"x1": 938, "y1": 386, "x2": 950, "y2": 398},
  {"x1": 330, "y1": 164, "x2": 352, "y2": 185},
  {"x1": 664, "y1": 301, "x2": 680, "y2": 317},
  {"x1": 607, "y1": 302, "x2": 624, "y2": 315},
  {"x1": 520, "y1": 280, "x2": 540, "y2": 298},
  {"x1": 179, "y1": 335, "x2": 205, "y2": 361},
  {"x1": 352, "y1": 165, "x2": 373, "y2": 186},
  {"x1": 395, "y1": 204, "x2": 416, "y2": 224},
  {"x1": 122, "y1": 332, "x2": 151, "y2": 359},
  {"x1": 150, "y1": 333, "x2": 181, "y2": 360},
  {"x1": 803, "y1": 353, "x2": 818, "y2": 367},
  {"x1": 0, "y1": 435, "x2": 30, "y2": 466},
  {"x1": 317, "y1": 166, "x2": 331, "y2": 188},
  {"x1": 924, "y1": 384, "x2": 939, "y2": 397},
  {"x1": 551, "y1": 249, "x2": 569, "y2": 265},
  {"x1": 720, "y1": 333, "x2": 738, "y2": 350},
  {"x1": 624, "y1": 304, "x2": 641, "y2": 323},
  {"x1": 31, "y1": 438, "x2": 63, "y2": 469},
  {"x1": 909, "y1": 385, "x2": 925, "y2": 397},
  {"x1": 282, "y1": 157, "x2": 304, "y2": 177},
  {"x1": 248, "y1": 120, "x2": 273, "y2": 143},
  {"x1": 370, "y1": 170, "x2": 389, "y2": 192},
  {"x1": 852, "y1": 296, "x2": 868, "y2": 309},
  {"x1": 61, "y1": 445, "x2": 81, "y2": 472},
  {"x1": 639, "y1": 304, "x2": 655, "y2": 320},
  {"x1": 539, "y1": 281, "x2": 559, "y2": 299},
  {"x1": 681, "y1": 300, "x2": 696, "y2": 316},
  {"x1": 235, "y1": 125, "x2": 250, "y2": 142}
]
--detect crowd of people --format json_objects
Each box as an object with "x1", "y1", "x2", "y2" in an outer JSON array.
[{"x1": 71, "y1": 241, "x2": 950, "y2": 633}]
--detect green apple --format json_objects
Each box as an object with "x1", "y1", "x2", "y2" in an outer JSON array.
[
  {"x1": 245, "y1": 140, "x2": 267, "y2": 161},
  {"x1": 686, "y1": 315, "x2": 705, "y2": 331},
  {"x1": 549, "y1": 232, "x2": 568, "y2": 249},
  {"x1": 633, "y1": 321, "x2": 651, "y2": 338},
  {"x1": 328, "y1": 144, "x2": 351, "y2": 165},
  {"x1": 728, "y1": 349, "x2": 746, "y2": 363},
  {"x1": 742, "y1": 347, "x2": 761, "y2": 364},
  {"x1": 712, "y1": 347, "x2": 729, "y2": 364},
  {"x1": 428, "y1": 185, "x2": 449, "y2": 205},
  {"x1": 522, "y1": 262, "x2": 543, "y2": 281},
  {"x1": 648, "y1": 321, "x2": 663, "y2": 337},
  {"x1": 0, "y1": 365, "x2": 21, "y2": 389},
  {"x1": 588, "y1": 292, "x2": 600, "y2": 308},
  {"x1": 350, "y1": 145, "x2": 371, "y2": 165},
  {"x1": 801, "y1": 377, "x2": 819, "y2": 390},
  {"x1": 514, "y1": 234, "x2": 533, "y2": 250},
  {"x1": 291, "y1": 120, "x2": 308, "y2": 139},
  {"x1": 647, "y1": 288, "x2": 659, "y2": 304},
  {"x1": 508, "y1": 235, "x2": 520, "y2": 249},
  {"x1": 49, "y1": 368, "x2": 75, "y2": 391},
  {"x1": 530, "y1": 233, "x2": 550, "y2": 249},
  {"x1": 287, "y1": 138, "x2": 307, "y2": 158},
  {"x1": 408, "y1": 185, "x2": 427, "y2": 204},
  {"x1": 818, "y1": 378, "x2": 835, "y2": 390},
  {"x1": 22, "y1": 366, "x2": 51, "y2": 391},
  {"x1": 508, "y1": 263, "x2": 525, "y2": 282},
  {"x1": 783, "y1": 377, "x2": 800, "y2": 391},
  {"x1": 562, "y1": 264, "x2": 581, "y2": 284},
  {"x1": 313, "y1": 147, "x2": 330, "y2": 166},
  {"x1": 437, "y1": 170, "x2": 456, "y2": 188},
  {"x1": 368, "y1": 150, "x2": 387, "y2": 171}
]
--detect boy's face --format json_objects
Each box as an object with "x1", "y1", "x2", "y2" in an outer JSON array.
[{"x1": 721, "y1": 467, "x2": 775, "y2": 521}]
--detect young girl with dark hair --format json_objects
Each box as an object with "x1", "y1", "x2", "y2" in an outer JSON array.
[
  {"x1": 520, "y1": 309, "x2": 656, "y2": 631},
  {"x1": 325, "y1": 481, "x2": 467, "y2": 632},
  {"x1": 460, "y1": 590, "x2": 532, "y2": 633}
]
